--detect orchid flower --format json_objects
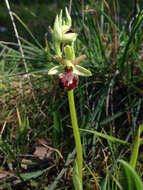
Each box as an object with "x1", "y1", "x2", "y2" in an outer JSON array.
[{"x1": 48, "y1": 44, "x2": 92, "y2": 90}]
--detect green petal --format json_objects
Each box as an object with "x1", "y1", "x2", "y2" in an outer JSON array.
[
  {"x1": 48, "y1": 66, "x2": 64, "y2": 75},
  {"x1": 73, "y1": 65, "x2": 92, "y2": 77}
]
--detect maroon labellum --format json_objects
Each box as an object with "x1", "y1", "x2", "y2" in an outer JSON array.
[{"x1": 58, "y1": 68, "x2": 79, "y2": 91}]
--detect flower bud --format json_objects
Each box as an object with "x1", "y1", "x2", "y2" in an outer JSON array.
[{"x1": 53, "y1": 7, "x2": 77, "y2": 53}]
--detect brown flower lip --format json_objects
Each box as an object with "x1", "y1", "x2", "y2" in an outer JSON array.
[{"x1": 58, "y1": 68, "x2": 79, "y2": 91}]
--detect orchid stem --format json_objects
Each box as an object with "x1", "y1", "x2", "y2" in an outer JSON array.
[{"x1": 68, "y1": 89, "x2": 83, "y2": 185}]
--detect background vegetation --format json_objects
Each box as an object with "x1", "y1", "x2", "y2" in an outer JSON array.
[{"x1": 0, "y1": 0, "x2": 143, "y2": 189}]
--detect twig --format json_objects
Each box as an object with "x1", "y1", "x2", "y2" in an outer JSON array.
[
  {"x1": 0, "y1": 121, "x2": 7, "y2": 136},
  {"x1": 133, "y1": 0, "x2": 139, "y2": 16},
  {"x1": 69, "y1": 0, "x2": 72, "y2": 15},
  {"x1": 4, "y1": 0, "x2": 28, "y2": 73},
  {"x1": 104, "y1": 0, "x2": 117, "y2": 65},
  {"x1": 81, "y1": 0, "x2": 84, "y2": 24}
]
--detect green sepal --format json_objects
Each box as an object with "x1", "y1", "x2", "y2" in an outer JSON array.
[
  {"x1": 48, "y1": 66, "x2": 64, "y2": 75},
  {"x1": 73, "y1": 65, "x2": 92, "y2": 77}
]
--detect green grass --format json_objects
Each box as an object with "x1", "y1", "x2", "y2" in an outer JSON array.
[{"x1": 0, "y1": 0, "x2": 143, "y2": 189}]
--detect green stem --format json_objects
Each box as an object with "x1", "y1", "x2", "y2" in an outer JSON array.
[{"x1": 68, "y1": 90, "x2": 83, "y2": 184}]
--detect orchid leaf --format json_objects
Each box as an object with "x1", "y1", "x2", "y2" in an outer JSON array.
[{"x1": 74, "y1": 65, "x2": 92, "y2": 77}]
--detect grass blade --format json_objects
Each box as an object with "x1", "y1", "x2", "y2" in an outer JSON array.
[
  {"x1": 119, "y1": 159, "x2": 143, "y2": 190},
  {"x1": 80, "y1": 128, "x2": 130, "y2": 146}
]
